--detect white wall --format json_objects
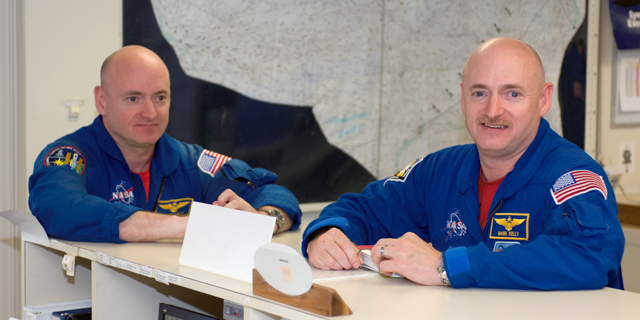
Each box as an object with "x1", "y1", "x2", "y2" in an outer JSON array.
[
  {"x1": 1, "y1": 1, "x2": 122, "y2": 318},
  {"x1": 597, "y1": 0, "x2": 640, "y2": 293},
  {"x1": 22, "y1": 1, "x2": 122, "y2": 188},
  {"x1": 1, "y1": 1, "x2": 21, "y2": 318},
  {"x1": 597, "y1": 1, "x2": 640, "y2": 195}
]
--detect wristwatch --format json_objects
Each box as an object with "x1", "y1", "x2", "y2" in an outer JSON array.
[
  {"x1": 437, "y1": 262, "x2": 451, "y2": 287},
  {"x1": 258, "y1": 207, "x2": 285, "y2": 234}
]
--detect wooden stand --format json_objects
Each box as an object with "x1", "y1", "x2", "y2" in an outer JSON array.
[{"x1": 252, "y1": 269, "x2": 353, "y2": 317}]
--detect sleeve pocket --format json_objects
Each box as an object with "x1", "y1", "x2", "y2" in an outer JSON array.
[
  {"x1": 219, "y1": 159, "x2": 278, "y2": 188},
  {"x1": 567, "y1": 200, "x2": 608, "y2": 231}
]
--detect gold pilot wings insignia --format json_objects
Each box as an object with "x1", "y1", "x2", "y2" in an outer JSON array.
[
  {"x1": 494, "y1": 217, "x2": 526, "y2": 232},
  {"x1": 489, "y1": 213, "x2": 529, "y2": 241},
  {"x1": 159, "y1": 201, "x2": 190, "y2": 213},
  {"x1": 156, "y1": 198, "x2": 194, "y2": 216}
]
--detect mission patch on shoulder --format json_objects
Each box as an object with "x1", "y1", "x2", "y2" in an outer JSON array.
[
  {"x1": 384, "y1": 157, "x2": 424, "y2": 185},
  {"x1": 44, "y1": 146, "x2": 86, "y2": 175}
]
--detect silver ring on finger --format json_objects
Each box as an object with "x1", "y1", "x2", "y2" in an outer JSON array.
[{"x1": 380, "y1": 245, "x2": 386, "y2": 259}]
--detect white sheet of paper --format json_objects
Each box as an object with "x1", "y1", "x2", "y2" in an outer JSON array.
[
  {"x1": 179, "y1": 201, "x2": 275, "y2": 283},
  {"x1": 311, "y1": 265, "x2": 376, "y2": 282},
  {"x1": 0, "y1": 209, "x2": 50, "y2": 247}
]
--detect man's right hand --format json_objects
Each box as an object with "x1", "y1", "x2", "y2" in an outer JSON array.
[{"x1": 306, "y1": 227, "x2": 362, "y2": 270}]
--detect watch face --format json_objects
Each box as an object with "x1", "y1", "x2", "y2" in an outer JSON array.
[
  {"x1": 261, "y1": 208, "x2": 285, "y2": 230},
  {"x1": 274, "y1": 211, "x2": 285, "y2": 226}
]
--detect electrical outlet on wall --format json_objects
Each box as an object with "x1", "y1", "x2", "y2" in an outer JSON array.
[
  {"x1": 601, "y1": 163, "x2": 623, "y2": 191},
  {"x1": 609, "y1": 172, "x2": 622, "y2": 190},
  {"x1": 619, "y1": 142, "x2": 636, "y2": 174}
]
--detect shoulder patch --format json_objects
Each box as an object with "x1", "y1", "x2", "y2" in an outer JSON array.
[
  {"x1": 384, "y1": 157, "x2": 424, "y2": 185},
  {"x1": 44, "y1": 146, "x2": 86, "y2": 175},
  {"x1": 197, "y1": 149, "x2": 231, "y2": 177},
  {"x1": 550, "y1": 170, "x2": 607, "y2": 205}
]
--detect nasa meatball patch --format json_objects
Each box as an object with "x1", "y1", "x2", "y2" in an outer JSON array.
[
  {"x1": 109, "y1": 180, "x2": 135, "y2": 204},
  {"x1": 441, "y1": 208, "x2": 468, "y2": 242},
  {"x1": 44, "y1": 146, "x2": 86, "y2": 175}
]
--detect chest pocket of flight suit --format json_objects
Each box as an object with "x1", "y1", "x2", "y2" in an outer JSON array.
[{"x1": 220, "y1": 159, "x2": 278, "y2": 189}]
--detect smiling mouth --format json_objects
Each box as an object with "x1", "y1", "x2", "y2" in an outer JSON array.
[{"x1": 483, "y1": 123, "x2": 507, "y2": 129}]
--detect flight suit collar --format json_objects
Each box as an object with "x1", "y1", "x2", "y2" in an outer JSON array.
[
  {"x1": 93, "y1": 115, "x2": 179, "y2": 176},
  {"x1": 94, "y1": 115, "x2": 128, "y2": 164},
  {"x1": 451, "y1": 119, "x2": 551, "y2": 243}
]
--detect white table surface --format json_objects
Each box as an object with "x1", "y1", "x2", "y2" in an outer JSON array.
[{"x1": 44, "y1": 210, "x2": 640, "y2": 320}]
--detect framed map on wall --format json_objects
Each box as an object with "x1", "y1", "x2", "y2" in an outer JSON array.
[{"x1": 123, "y1": 1, "x2": 375, "y2": 203}]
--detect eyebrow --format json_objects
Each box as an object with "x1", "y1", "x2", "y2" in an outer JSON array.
[
  {"x1": 469, "y1": 83, "x2": 524, "y2": 91},
  {"x1": 123, "y1": 90, "x2": 169, "y2": 96},
  {"x1": 124, "y1": 90, "x2": 144, "y2": 96}
]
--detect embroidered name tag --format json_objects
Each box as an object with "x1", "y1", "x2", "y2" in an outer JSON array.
[
  {"x1": 156, "y1": 198, "x2": 194, "y2": 216},
  {"x1": 489, "y1": 213, "x2": 529, "y2": 241}
]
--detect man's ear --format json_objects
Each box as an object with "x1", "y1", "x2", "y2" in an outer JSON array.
[
  {"x1": 94, "y1": 85, "x2": 107, "y2": 116},
  {"x1": 460, "y1": 82, "x2": 466, "y2": 115},
  {"x1": 538, "y1": 82, "x2": 554, "y2": 118}
]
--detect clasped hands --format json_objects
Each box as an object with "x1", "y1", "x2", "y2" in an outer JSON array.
[{"x1": 306, "y1": 228, "x2": 444, "y2": 286}]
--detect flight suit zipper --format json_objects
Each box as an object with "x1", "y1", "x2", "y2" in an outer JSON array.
[
  {"x1": 481, "y1": 198, "x2": 503, "y2": 239},
  {"x1": 152, "y1": 176, "x2": 167, "y2": 212}
]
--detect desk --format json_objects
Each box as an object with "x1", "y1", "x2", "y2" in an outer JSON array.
[
  {"x1": 618, "y1": 192, "x2": 640, "y2": 226},
  {"x1": 617, "y1": 192, "x2": 640, "y2": 293},
  {"x1": 24, "y1": 210, "x2": 640, "y2": 320}
]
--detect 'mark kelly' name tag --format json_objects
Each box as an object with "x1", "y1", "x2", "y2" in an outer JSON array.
[{"x1": 489, "y1": 213, "x2": 529, "y2": 241}]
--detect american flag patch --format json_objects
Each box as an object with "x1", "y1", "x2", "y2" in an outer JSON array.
[
  {"x1": 197, "y1": 150, "x2": 231, "y2": 177},
  {"x1": 550, "y1": 170, "x2": 607, "y2": 205}
]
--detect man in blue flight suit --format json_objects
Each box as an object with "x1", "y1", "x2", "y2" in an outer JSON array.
[
  {"x1": 29, "y1": 45, "x2": 301, "y2": 242},
  {"x1": 302, "y1": 37, "x2": 624, "y2": 290}
]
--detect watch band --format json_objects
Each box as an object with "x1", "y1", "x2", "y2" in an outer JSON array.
[
  {"x1": 437, "y1": 262, "x2": 451, "y2": 287},
  {"x1": 258, "y1": 207, "x2": 285, "y2": 234}
]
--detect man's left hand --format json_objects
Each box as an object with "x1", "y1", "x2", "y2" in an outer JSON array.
[
  {"x1": 371, "y1": 232, "x2": 444, "y2": 286},
  {"x1": 213, "y1": 189, "x2": 293, "y2": 234},
  {"x1": 213, "y1": 189, "x2": 257, "y2": 213}
]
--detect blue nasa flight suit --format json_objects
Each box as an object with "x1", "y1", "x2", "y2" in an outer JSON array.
[
  {"x1": 29, "y1": 116, "x2": 302, "y2": 243},
  {"x1": 302, "y1": 119, "x2": 624, "y2": 290}
]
